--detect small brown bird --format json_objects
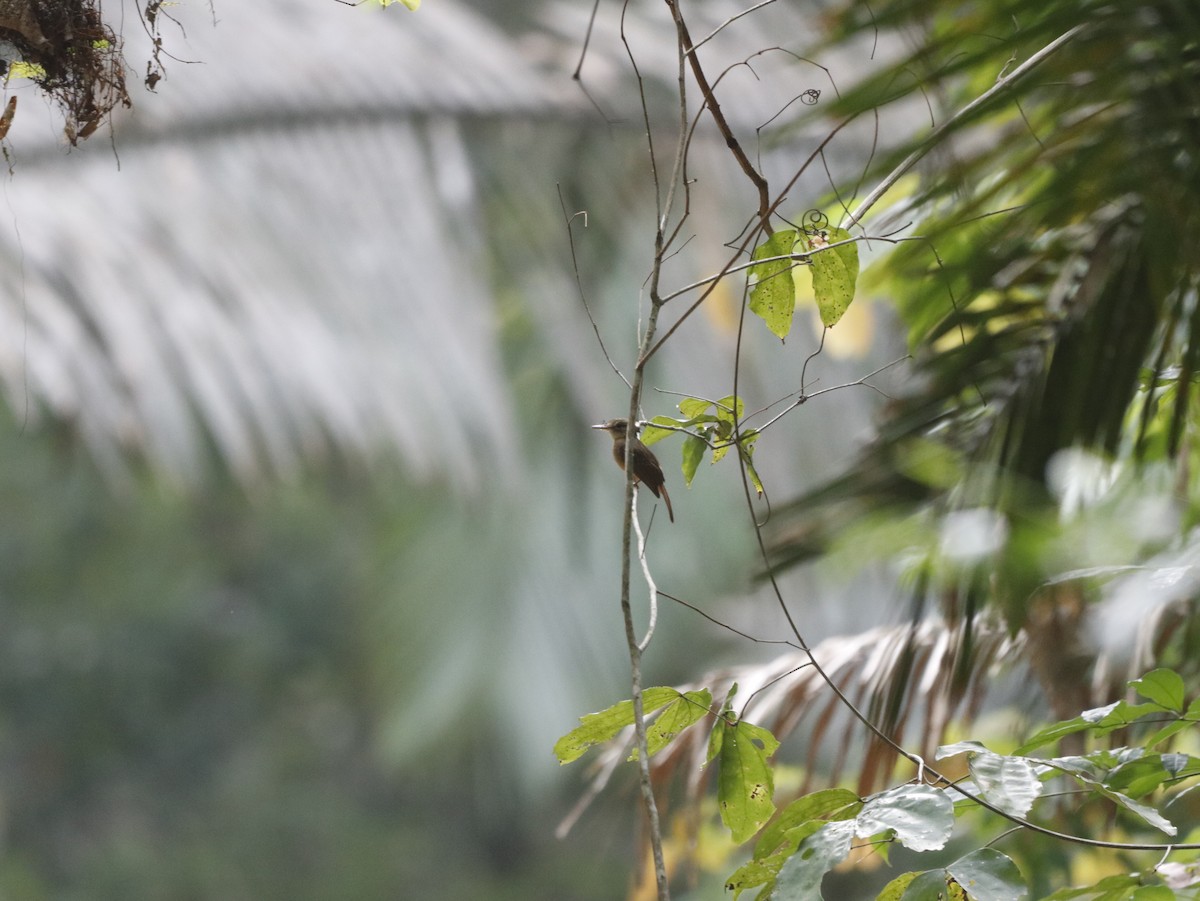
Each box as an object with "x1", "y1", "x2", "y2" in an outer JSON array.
[{"x1": 592, "y1": 418, "x2": 674, "y2": 523}]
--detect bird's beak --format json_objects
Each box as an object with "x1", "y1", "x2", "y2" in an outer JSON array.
[{"x1": 591, "y1": 423, "x2": 607, "y2": 430}]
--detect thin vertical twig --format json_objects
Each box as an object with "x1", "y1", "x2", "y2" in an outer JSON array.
[{"x1": 612, "y1": 1, "x2": 695, "y2": 896}]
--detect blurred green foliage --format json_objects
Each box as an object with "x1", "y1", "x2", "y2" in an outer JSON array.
[{"x1": 0, "y1": 410, "x2": 626, "y2": 899}]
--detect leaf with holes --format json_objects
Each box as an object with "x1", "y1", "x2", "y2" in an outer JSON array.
[
  {"x1": 803, "y1": 227, "x2": 858, "y2": 327},
  {"x1": 946, "y1": 849, "x2": 1028, "y2": 901},
  {"x1": 554, "y1": 687, "x2": 684, "y2": 764},
  {"x1": 772, "y1": 819, "x2": 856, "y2": 900},
  {"x1": 718, "y1": 720, "x2": 780, "y2": 842},
  {"x1": 635, "y1": 689, "x2": 712, "y2": 759},
  {"x1": 748, "y1": 230, "x2": 799, "y2": 339}
]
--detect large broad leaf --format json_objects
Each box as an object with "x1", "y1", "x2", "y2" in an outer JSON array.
[
  {"x1": 639, "y1": 689, "x2": 712, "y2": 759},
  {"x1": 970, "y1": 753, "x2": 1041, "y2": 818},
  {"x1": 1016, "y1": 700, "x2": 1164, "y2": 753},
  {"x1": 772, "y1": 819, "x2": 856, "y2": 900},
  {"x1": 855, "y1": 784, "x2": 954, "y2": 852},
  {"x1": 877, "y1": 872, "x2": 922, "y2": 900},
  {"x1": 681, "y1": 433, "x2": 707, "y2": 486},
  {"x1": 1130, "y1": 668, "x2": 1186, "y2": 713},
  {"x1": 1041, "y1": 757, "x2": 1178, "y2": 835},
  {"x1": 890, "y1": 854, "x2": 1027, "y2": 901},
  {"x1": 937, "y1": 742, "x2": 1041, "y2": 817},
  {"x1": 1105, "y1": 751, "x2": 1200, "y2": 798},
  {"x1": 725, "y1": 788, "x2": 862, "y2": 899},
  {"x1": 946, "y1": 849, "x2": 1028, "y2": 901},
  {"x1": 553, "y1": 687, "x2": 684, "y2": 764},
  {"x1": 748, "y1": 229, "x2": 799, "y2": 339},
  {"x1": 803, "y1": 226, "x2": 858, "y2": 328},
  {"x1": 755, "y1": 788, "x2": 862, "y2": 860},
  {"x1": 718, "y1": 719, "x2": 780, "y2": 842},
  {"x1": 898, "y1": 870, "x2": 962, "y2": 901},
  {"x1": 1148, "y1": 696, "x2": 1200, "y2": 747},
  {"x1": 1041, "y1": 874, "x2": 1142, "y2": 900}
]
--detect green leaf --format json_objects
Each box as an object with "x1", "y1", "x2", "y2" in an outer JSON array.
[
  {"x1": 1147, "y1": 695, "x2": 1200, "y2": 746},
  {"x1": 748, "y1": 229, "x2": 799, "y2": 339},
  {"x1": 945, "y1": 849, "x2": 1028, "y2": 901},
  {"x1": 738, "y1": 430, "x2": 765, "y2": 496},
  {"x1": 727, "y1": 822, "x2": 822, "y2": 900},
  {"x1": 937, "y1": 740, "x2": 989, "y2": 758},
  {"x1": 894, "y1": 438, "x2": 966, "y2": 490},
  {"x1": 855, "y1": 784, "x2": 954, "y2": 852},
  {"x1": 877, "y1": 872, "x2": 922, "y2": 901},
  {"x1": 679, "y1": 397, "x2": 713, "y2": 420},
  {"x1": 706, "y1": 713, "x2": 725, "y2": 765},
  {"x1": 803, "y1": 227, "x2": 858, "y2": 328},
  {"x1": 725, "y1": 854, "x2": 787, "y2": 900},
  {"x1": 1042, "y1": 874, "x2": 1141, "y2": 900},
  {"x1": 899, "y1": 870, "x2": 954, "y2": 901},
  {"x1": 1130, "y1": 888, "x2": 1175, "y2": 900},
  {"x1": 755, "y1": 788, "x2": 862, "y2": 860},
  {"x1": 710, "y1": 399, "x2": 743, "y2": 457},
  {"x1": 641, "y1": 416, "x2": 680, "y2": 446},
  {"x1": 1083, "y1": 700, "x2": 1164, "y2": 725},
  {"x1": 773, "y1": 819, "x2": 855, "y2": 900},
  {"x1": 1041, "y1": 758, "x2": 1177, "y2": 835},
  {"x1": 718, "y1": 720, "x2": 779, "y2": 842},
  {"x1": 1106, "y1": 752, "x2": 1200, "y2": 798},
  {"x1": 714, "y1": 395, "x2": 746, "y2": 422},
  {"x1": 710, "y1": 432, "x2": 733, "y2": 464},
  {"x1": 1161, "y1": 752, "x2": 1192, "y2": 776},
  {"x1": 640, "y1": 689, "x2": 712, "y2": 759},
  {"x1": 1016, "y1": 700, "x2": 1165, "y2": 753},
  {"x1": 553, "y1": 687, "x2": 683, "y2": 764},
  {"x1": 1097, "y1": 786, "x2": 1176, "y2": 835},
  {"x1": 681, "y1": 433, "x2": 707, "y2": 487},
  {"x1": 968, "y1": 750, "x2": 1042, "y2": 818},
  {"x1": 1131, "y1": 668, "x2": 1186, "y2": 712},
  {"x1": 707, "y1": 685, "x2": 738, "y2": 765}
]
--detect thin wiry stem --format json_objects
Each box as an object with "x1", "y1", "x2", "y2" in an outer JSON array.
[
  {"x1": 685, "y1": 0, "x2": 781, "y2": 56},
  {"x1": 631, "y1": 491, "x2": 660, "y2": 653},
  {"x1": 557, "y1": 186, "x2": 630, "y2": 388},
  {"x1": 671, "y1": 1, "x2": 769, "y2": 217},
  {"x1": 609, "y1": 2, "x2": 699, "y2": 896}
]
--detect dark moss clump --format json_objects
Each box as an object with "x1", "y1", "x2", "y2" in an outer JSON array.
[{"x1": 0, "y1": 0, "x2": 131, "y2": 143}]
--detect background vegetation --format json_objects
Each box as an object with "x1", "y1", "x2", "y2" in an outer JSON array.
[{"x1": 0, "y1": 0, "x2": 1198, "y2": 898}]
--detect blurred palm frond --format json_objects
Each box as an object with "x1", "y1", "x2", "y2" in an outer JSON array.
[
  {"x1": 769, "y1": 0, "x2": 1200, "y2": 591},
  {"x1": 560, "y1": 616, "x2": 1019, "y2": 842}
]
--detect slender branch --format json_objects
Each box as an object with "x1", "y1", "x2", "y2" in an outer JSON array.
[
  {"x1": 685, "y1": 0, "x2": 781, "y2": 56},
  {"x1": 558, "y1": 186, "x2": 631, "y2": 388},
  {"x1": 668, "y1": 0, "x2": 770, "y2": 217},
  {"x1": 659, "y1": 590, "x2": 803, "y2": 648},
  {"x1": 751, "y1": 354, "x2": 909, "y2": 436},
  {"x1": 619, "y1": 315, "x2": 668, "y2": 901},
  {"x1": 610, "y1": 4, "x2": 700, "y2": 897},
  {"x1": 631, "y1": 492, "x2": 660, "y2": 653}
]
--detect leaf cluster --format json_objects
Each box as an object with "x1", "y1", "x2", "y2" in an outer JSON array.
[
  {"x1": 642, "y1": 396, "x2": 763, "y2": 495},
  {"x1": 559, "y1": 667, "x2": 1200, "y2": 898}
]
